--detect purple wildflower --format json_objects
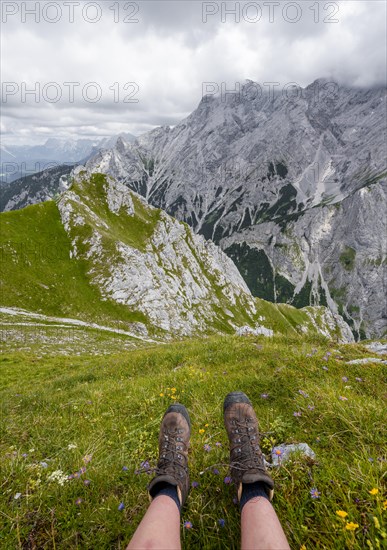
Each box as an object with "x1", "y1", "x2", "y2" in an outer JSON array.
[
  {"x1": 204, "y1": 444, "x2": 212, "y2": 452},
  {"x1": 355, "y1": 377, "x2": 363, "y2": 382},
  {"x1": 122, "y1": 466, "x2": 128, "y2": 471},
  {"x1": 339, "y1": 396, "x2": 348, "y2": 401},
  {"x1": 213, "y1": 468, "x2": 219, "y2": 475},
  {"x1": 135, "y1": 460, "x2": 152, "y2": 475},
  {"x1": 342, "y1": 376, "x2": 348, "y2": 382},
  {"x1": 293, "y1": 411, "x2": 302, "y2": 417},
  {"x1": 215, "y1": 442, "x2": 222, "y2": 447},
  {"x1": 191, "y1": 481, "x2": 199, "y2": 488},
  {"x1": 298, "y1": 390, "x2": 309, "y2": 398},
  {"x1": 260, "y1": 393, "x2": 269, "y2": 399},
  {"x1": 118, "y1": 502, "x2": 125, "y2": 511},
  {"x1": 75, "y1": 498, "x2": 83, "y2": 506},
  {"x1": 224, "y1": 476, "x2": 232, "y2": 485},
  {"x1": 232, "y1": 497, "x2": 238, "y2": 505},
  {"x1": 83, "y1": 479, "x2": 91, "y2": 486},
  {"x1": 310, "y1": 488, "x2": 320, "y2": 499},
  {"x1": 218, "y1": 518, "x2": 226, "y2": 528},
  {"x1": 307, "y1": 405, "x2": 315, "y2": 411},
  {"x1": 184, "y1": 521, "x2": 193, "y2": 529}
]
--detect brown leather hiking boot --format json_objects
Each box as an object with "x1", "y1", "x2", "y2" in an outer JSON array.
[
  {"x1": 148, "y1": 404, "x2": 191, "y2": 507},
  {"x1": 224, "y1": 391, "x2": 274, "y2": 502}
]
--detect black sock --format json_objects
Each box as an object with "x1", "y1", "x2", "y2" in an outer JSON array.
[
  {"x1": 151, "y1": 481, "x2": 181, "y2": 513},
  {"x1": 240, "y1": 481, "x2": 269, "y2": 511}
]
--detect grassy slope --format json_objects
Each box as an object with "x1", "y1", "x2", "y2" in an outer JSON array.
[
  {"x1": 0, "y1": 198, "x2": 150, "y2": 330},
  {"x1": 69, "y1": 174, "x2": 162, "y2": 254},
  {"x1": 1, "y1": 335, "x2": 385, "y2": 549}
]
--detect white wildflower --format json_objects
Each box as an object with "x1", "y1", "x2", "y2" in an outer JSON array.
[
  {"x1": 68, "y1": 443, "x2": 77, "y2": 450},
  {"x1": 47, "y1": 470, "x2": 68, "y2": 486},
  {"x1": 14, "y1": 493, "x2": 22, "y2": 500}
]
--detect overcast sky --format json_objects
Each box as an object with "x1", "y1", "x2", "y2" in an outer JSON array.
[{"x1": 1, "y1": 0, "x2": 386, "y2": 145}]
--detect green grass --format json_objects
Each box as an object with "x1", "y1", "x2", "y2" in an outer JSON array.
[
  {"x1": 1, "y1": 334, "x2": 386, "y2": 549},
  {"x1": 70, "y1": 174, "x2": 161, "y2": 253},
  {"x1": 0, "y1": 200, "x2": 149, "y2": 329},
  {"x1": 340, "y1": 247, "x2": 356, "y2": 272}
]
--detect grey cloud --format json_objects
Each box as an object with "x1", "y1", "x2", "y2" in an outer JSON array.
[{"x1": 1, "y1": 0, "x2": 386, "y2": 145}]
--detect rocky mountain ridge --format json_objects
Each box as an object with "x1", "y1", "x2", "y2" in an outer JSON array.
[{"x1": 85, "y1": 78, "x2": 387, "y2": 339}]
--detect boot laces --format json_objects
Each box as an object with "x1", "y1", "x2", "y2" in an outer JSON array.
[
  {"x1": 156, "y1": 427, "x2": 187, "y2": 478},
  {"x1": 231, "y1": 418, "x2": 265, "y2": 472}
]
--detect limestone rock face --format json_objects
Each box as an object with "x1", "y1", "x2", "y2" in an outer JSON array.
[
  {"x1": 86, "y1": 79, "x2": 387, "y2": 338},
  {"x1": 57, "y1": 171, "x2": 260, "y2": 337}
]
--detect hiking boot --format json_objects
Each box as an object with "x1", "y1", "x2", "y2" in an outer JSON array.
[
  {"x1": 148, "y1": 404, "x2": 191, "y2": 507},
  {"x1": 224, "y1": 391, "x2": 274, "y2": 502}
]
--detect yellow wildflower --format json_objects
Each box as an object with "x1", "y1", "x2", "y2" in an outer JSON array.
[
  {"x1": 199, "y1": 429, "x2": 205, "y2": 434},
  {"x1": 159, "y1": 393, "x2": 164, "y2": 397},
  {"x1": 171, "y1": 387, "x2": 177, "y2": 392},
  {"x1": 205, "y1": 423, "x2": 209, "y2": 427},
  {"x1": 383, "y1": 500, "x2": 387, "y2": 510},
  {"x1": 336, "y1": 511, "x2": 348, "y2": 518},
  {"x1": 300, "y1": 545, "x2": 306, "y2": 550},
  {"x1": 369, "y1": 488, "x2": 379, "y2": 495},
  {"x1": 345, "y1": 522, "x2": 359, "y2": 531}
]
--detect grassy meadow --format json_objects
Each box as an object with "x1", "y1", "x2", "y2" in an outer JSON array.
[{"x1": 1, "y1": 333, "x2": 386, "y2": 549}]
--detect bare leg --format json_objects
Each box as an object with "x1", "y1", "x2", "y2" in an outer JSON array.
[
  {"x1": 241, "y1": 497, "x2": 290, "y2": 550},
  {"x1": 127, "y1": 495, "x2": 181, "y2": 550}
]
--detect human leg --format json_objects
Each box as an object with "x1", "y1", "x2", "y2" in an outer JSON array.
[
  {"x1": 127, "y1": 404, "x2": 191, "y2": 550},
  {"x1": 223, "y1": 391, "x2": 290, "y2": 550},
  {"x1": 126, "y1": 494, "x2": 181, "y2": 550},
  {"x1": 241, "y1": 496, "x2": 290, "y2": 550}
]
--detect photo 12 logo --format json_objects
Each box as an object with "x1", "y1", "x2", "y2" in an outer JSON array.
[
  {"x1": 1, "y1": 81, "x2": 140, "y2": 104},
  {"x1": 201, "y1": 80, "x2": 341, "y2": 104},
  {"x1": 202, "y1": 2, "x2": 340, "y2": 24},
  {"x1": 1, "y1": 1, "x2": 140, "y2": 24}
]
